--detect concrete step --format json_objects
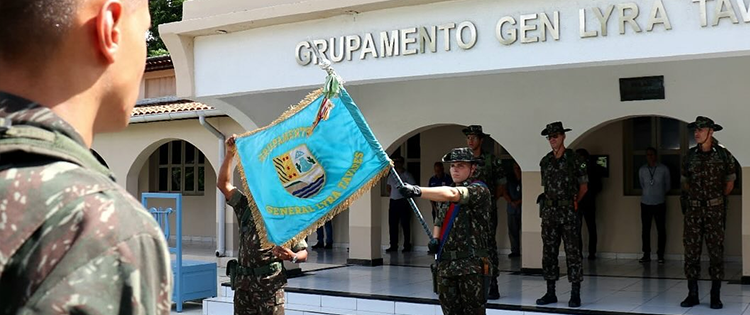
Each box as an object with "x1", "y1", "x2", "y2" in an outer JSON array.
[{"x1": 204, "y1": 289, "x2": 531, "y2": 315}]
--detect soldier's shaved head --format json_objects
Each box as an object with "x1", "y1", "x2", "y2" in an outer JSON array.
[
  {"x1": 0, "y1": 0, "x2": 146, "y2": 64},
  {"x1": 0, "y1": 0, "x2": 151, "y2": 147},
  {"x1": 0, "y1": 0, "x2": 75, "y2": 62}
]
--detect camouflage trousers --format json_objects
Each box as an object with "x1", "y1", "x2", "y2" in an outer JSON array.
[
  {"x1": 437, "y1": 272, "x2": 486, "y2": 315},
  {"x1": 541, "y1": 207, "x2": 583, "y2": 283},
  {"x1": 488, "y1": 205, "x2": 499, "y2": 276},
  {"x1": 234, "y1": 288, "x2": 285, "y2": 315},
  {"x1": 684, "y1": 206, "x2": 725, "y2": 280}
]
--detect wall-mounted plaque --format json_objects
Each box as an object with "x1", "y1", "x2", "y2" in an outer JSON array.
[{"x1": 619, "y1": 76, "x2": 665, "y2": 102}]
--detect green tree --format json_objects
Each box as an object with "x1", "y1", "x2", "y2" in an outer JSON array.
[{"x1": 148, "y1": 0, "x2": 185, "y2": 57}]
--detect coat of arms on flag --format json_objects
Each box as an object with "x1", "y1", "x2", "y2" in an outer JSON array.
[
  {"x1": 274, "y1": 145, "x2": 326, "y2": 198},
  {"x1": 233, "y1": 72, "x2": 392, "y2": 247}
]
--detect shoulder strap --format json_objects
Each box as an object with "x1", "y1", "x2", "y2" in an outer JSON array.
[{"x1": 0, "y1": 124, "x2": 112, "y2": 179}]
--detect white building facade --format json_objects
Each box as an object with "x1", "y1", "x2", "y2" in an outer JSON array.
[{"x1": 147, "y1": 0, "x2": 750, "y2": 278}]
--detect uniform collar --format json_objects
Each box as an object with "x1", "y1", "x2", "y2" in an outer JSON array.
[
  {"x1": 0, "y1": 92, "x2": 114, "y2": 180},
  {"x1": 0, "y1": 91, "x2": 87, "y2": 147},
  {"x1": 694, "y1": 143, "x2": 719, "y2": 154},
  {"x1": 547, "y1": 148, "x2": 571, "y2": 160},
  {"x1": 459, "y1": 176, "x2": 479, "y2": 186}
]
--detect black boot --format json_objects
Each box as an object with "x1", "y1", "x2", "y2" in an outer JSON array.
[
  {"x1": 488, "y1": 277, "x2": 500, "y2": 300},
  {"x1": 680, "y1": 280, "x2": 700, "y2": 307},
  {"x1": 568, "y1": 282, "x2": 581, "y2": 307},
  {"x1": 536, "y1": 280, "x2": 557, "y2": 305},
  {"x1": 710, "y1": 280, "x2": 723, "y2": 309}
]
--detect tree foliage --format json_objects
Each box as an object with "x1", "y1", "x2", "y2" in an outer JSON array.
[{"x1": 148, "y1": 0, "x2": 185, "y2": 57}]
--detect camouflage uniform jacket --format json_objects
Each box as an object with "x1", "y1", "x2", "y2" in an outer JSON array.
[
  {"x1": 681, "y1": 143, "x2": 737, "y2": 201},
  {"x1": 0, "y1": 92, "x2": 173, "y2": 314},
  {"x1": 228, "y1": 189, "x2": 307, "y2": 297},
  {"x1": 434, "y1": 180, "x2": 491, "y2": 277},
  {"x1": 540, "y1": 149, "x2": 588, "y2": 218},
  {"x1": 474, "y1": 151, "x2": 507, "y2": 202}
]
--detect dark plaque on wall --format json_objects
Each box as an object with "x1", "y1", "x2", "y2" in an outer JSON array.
[{"x1": 619, "y1": 76, "x2": 665, "y2": 102}]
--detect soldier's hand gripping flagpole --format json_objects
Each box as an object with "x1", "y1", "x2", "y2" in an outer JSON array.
[{"x1": 389, "y1": 167, "x2": 436, "y2": 241}]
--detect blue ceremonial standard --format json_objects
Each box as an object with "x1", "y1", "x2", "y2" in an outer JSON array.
[{"x1": 234, "y1": 88, "x2": 391, "y2": 247}]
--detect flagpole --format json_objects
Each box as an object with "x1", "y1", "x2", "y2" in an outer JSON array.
[
  {"x1": 389, "y1": 168, "x2": 435, "y2": 240},
  {"x1": 307, "y1": 41, "x2": 434, "y2": 241}
]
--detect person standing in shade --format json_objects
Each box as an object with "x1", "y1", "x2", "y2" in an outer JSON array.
[
  {"x1": 397, "y1": 147, "x2": 493, "y2": 315},
  {"x1": 504, "y1": 162, "x2": 522, "y2": 258},
  {"x1": 536, "y1": 122, "x2": 588, "y2": 308},
  {"x1": 313, "y1": 220, "x2": 333, "y2": 249},
  {"x1": 638, "y1": 147, "x2": 670, "y2": 264},
  {"x1": 575, "y1": 148, "x2": 603, "y2": 260},
  {"x1": 680, "y1": 116, "x2": 736, "y2": 310},
  {"x1": 463, "y1": 125, "x2": 506, "y2": 300},
  {"x1": 386, "y1": 155, "x2": 417, "y2": 252},
  {"x1": 428, "y1": 162, "x2": 453, "y2": 254}
]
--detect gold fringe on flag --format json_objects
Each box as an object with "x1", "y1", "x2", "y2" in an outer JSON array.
[{"x1": 233, "y1": 88, "x2": 393, "y2": 249}]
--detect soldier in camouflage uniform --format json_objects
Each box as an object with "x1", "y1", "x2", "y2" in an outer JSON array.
[
  {"x1": 0, "y1": 0, "x2": 173, "y2": 313},
  {"x1": 218, "y1": 135, "x2": 309, "y2": 315},
  {"x1": 679, "y1": 116, "x2": 736, "y2": 310},
  {"x1": 536, "y1": 122, "x2": 589, "y2": 308},
  {"x1": 399, "y1": 147, "x2": 493, "y2": 315},
  {"x1": 462, "y1": 125, "x2": 506, "y2": 300}
]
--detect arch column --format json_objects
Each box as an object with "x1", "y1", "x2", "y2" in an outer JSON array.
[
  {"x1": 347, "y1": 188, "x2": 383, "y2": 266},
  {"x1": 742, "y1": 166, "x2": 750, "y2": 283}
]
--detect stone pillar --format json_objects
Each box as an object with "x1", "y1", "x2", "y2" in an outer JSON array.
[
  {"x1": 224, "y1": 204, "x2": 239, "y2": 258},
  {"x1": 347, "y1": 189, "x2": 383, "y2": 266},
  {"x1": 741, "y1": 167, "x2": 750, "y2": 283},
  {"x1": 521, "y1": 171, "x2": 543, "y2": 273}
]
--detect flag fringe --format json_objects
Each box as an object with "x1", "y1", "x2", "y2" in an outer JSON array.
[
  {"x1": 237, "y1": 88, "x2": 323, "y2": 139},
  {"x1": 233, "y1": 88, "x2": 392, "y2": 249},
  {"x1": 276, "y1": 163, "x2": 392, "y2": 249}
]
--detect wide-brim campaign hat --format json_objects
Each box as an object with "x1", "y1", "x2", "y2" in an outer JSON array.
[
  {"x1": 687, "y1": 116, "x2": 723, "y2": 131},
  {"x1": 541, "y1": 121, "x2": 572, "y2": 136},
  {"x1": 462, "y1": 125, "x2": 490, "y2": 138},
  {"x1": 442, "y1": 147, "x2": 483, "y2": 165}
]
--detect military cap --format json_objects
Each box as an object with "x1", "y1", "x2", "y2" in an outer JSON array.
[
  {"x1": 442, "y1": 147, "x2": 482, "y2": 164},
  {"x1": 541, "y1": 121, "x2": 572, "y2": 136},
  {"x1": 462, "y1": 125, "x2": 490, "y2": 138},
  {"x1": 687, "y1": 116, "x2": 723, "y2": 131}
]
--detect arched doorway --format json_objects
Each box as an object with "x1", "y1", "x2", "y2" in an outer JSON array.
[
  {"x1": 129, "y1": 139, "x2": 219, "y2": 254},
  {"x1": 571, "y1": 115, "x2": 742, "y2": 280},
  {"x1": 379, "y1": 124, "x2": 523, "y2": 272}
]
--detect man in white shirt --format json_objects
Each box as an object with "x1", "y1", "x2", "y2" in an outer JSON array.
[
  {"x1": 386, "y1": 155, "x2": 417, "y2": 252},
  {"x1": 638, "y1": 147, "x2": 671, "y2": 264}
]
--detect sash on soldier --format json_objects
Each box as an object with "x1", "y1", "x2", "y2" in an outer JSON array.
[
  {"x1": 233, "y1": 83, "x2": 391, "y2": 247},
  {"x1": 437, "y1": 203, "x2": 459, "y2": 260}
]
